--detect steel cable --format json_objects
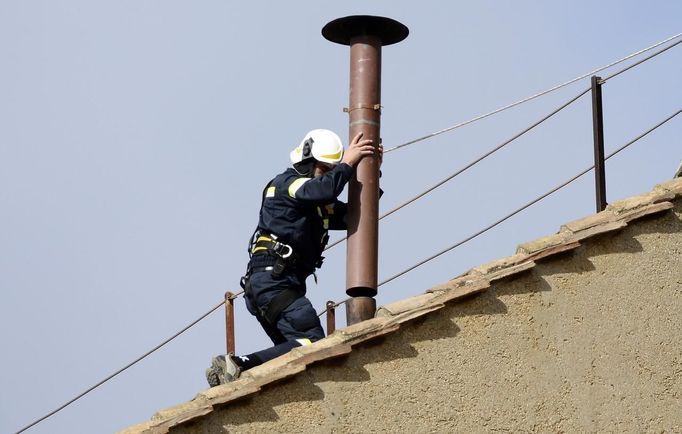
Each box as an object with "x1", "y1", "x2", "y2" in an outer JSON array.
[
  {"x1": 324, "y1": 86, "x2": 591, "y2": 252},
  {"x1": 321, "y1": 107, "x2": 682, "y2": 314},
  {"x1": 15, "y1": 300, "x2": 227, "y2": 434},
  {"x1": 601, "y1": 37, "x2": 682, "y2": 83},
  {"x1": 385, "y1": 32, "x2": 682, "y2": 154}
]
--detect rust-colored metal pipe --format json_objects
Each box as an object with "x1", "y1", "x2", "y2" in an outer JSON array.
[
  {"x1": 323, "y1": 16, "x2": 408, "y2": 325},
  {"x1": 224, "y1": 291, "x2": 235, "y2": 354},
  {"x1": 346, "y1": 34, "x2": 381, "y2": 298},
  {"x1": 326, "y1": 300, "x2": 336, "y2": 335}
]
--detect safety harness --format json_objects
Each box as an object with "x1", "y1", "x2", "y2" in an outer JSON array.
[
  {"x1": 241, "y1": 233, "x2": 302, "y2": 325},
  {"x1": 240, "y1": 179, "x2": 304, "y2": 325},
  {"x1": 251, "y1": 234, "x2": 294, "y2": 274}
]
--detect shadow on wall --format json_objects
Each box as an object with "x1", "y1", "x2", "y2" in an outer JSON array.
[
  {"x1": 311, "y1": 272, "x2": 562, "y2": 382},
  {"x1": 208, "y1": 382, "x2": 327, "y2": 426}
]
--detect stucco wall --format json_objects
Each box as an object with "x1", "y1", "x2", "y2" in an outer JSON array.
[{"x1": 175, "y1": 202, "x2": 682, "y2": 433}]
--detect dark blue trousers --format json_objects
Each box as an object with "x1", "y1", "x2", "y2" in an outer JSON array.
[{"x1": 242, "y1": 269, "x2": 325, "y2": 365}]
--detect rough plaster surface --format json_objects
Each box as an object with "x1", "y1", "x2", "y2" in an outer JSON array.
[{"x1": 174, "y1": 203, "x2": 682, "y2": 433}]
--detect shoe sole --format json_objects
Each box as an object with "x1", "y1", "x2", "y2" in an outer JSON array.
[
  {"x1": 211, "y1": 355, "x2": 239, "y2": 383},
  {"x1": 205, "y1": 367, "x2": 221, "y2": 388}
]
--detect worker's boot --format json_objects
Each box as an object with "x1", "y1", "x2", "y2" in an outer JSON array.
[{"x1": 205, "y1": 354, "x2": 241, "y2": 387}]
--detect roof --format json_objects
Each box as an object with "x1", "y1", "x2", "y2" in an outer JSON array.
[{"x1": 120, "y1": 176, "x2": 682, "y2": 434}]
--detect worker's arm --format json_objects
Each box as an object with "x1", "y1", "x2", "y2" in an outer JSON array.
[
  {"x1": 287, "y1": 163, "x2": 353, "y2": 204},
  {"x1": 328, "y1": 139, "x2": 383, "y2": 228}
]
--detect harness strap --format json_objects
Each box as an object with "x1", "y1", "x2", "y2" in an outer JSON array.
[
  {"x1": 252, "y1": 235, "x2": 294, "y2": 259},
  {"x1": 241, "y1": 265, "x2": 303, "y2": 324},
  {"x1": 263, "y1": 288, "x2": 303, "y2": 325}
]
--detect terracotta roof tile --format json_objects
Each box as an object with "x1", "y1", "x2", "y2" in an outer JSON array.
[
  {"x1": 656, "y1": 177, "x2": 682, "y2": 195},
  {"x1": 559, "y1": 210, "x2": 617, "y2": 233},
  {"x1": 471, "y1": 254, "x2": 535, "y2": 282},
  {"x1": 148, "y1": 399, "x2": 212, "y2": 433},
  {"x1": 336, "y1": 317, "x2": 400, "y2": 345},
  {"x1": 606, "y1": 190, "x2": 674, "y2": 215},
  {"x1": 516, "y1": 232, "x2": 570, "y2": 255},
  {"x1": 618, "y1": 201, "x2": 674, "y2": 223},
  {"x1": 525, "y1": 240, "x2": 581, "y2": 262},
  {"x1": 566, "y1": 220, "x2": 627, "y2": 242},
  {"x1": 427, "y1": 277, "x2": 491, "y2": 303},
  {"x1": 195, "y1": 377, "x2": 261, "y2": 406},
  {"x1": 382, "y1": 301, "x2": 446, "y2": 325},
  {"x1": 376, "y1": 293, "x2": 439, "y2": 317}
]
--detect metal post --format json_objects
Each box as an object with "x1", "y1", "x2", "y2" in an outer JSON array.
[
  {"x1": 326, "y1": 301, "x2": 336, "y2": 335},
  {"x1": 323, "y1": 15, "x2": 408, "y2": 326},
  {"x1": 224, "y1": 291, "x2": 235, "y2": 354},
  {"x1": 591, "y1": 75, "x2": 607, "y2": 212}
]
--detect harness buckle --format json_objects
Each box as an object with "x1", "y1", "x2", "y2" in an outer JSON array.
[{"x1": 273, "y1": 241, "x2": 293, "y2": 259}]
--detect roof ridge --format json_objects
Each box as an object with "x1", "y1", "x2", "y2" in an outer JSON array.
[{"x1": 119, "y1": 177, "x2": 682, "y2": 434}]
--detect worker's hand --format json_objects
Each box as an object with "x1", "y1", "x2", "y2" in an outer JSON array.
[{"x1": 342, "y1": 132, "x2": 376, "y2": 167}]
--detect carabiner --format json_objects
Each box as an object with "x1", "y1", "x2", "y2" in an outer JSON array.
[
  {"x1": 278, "y1": 243, "x2": 293, "y2": 259},
  {"x1": 271, "y1": 241, "x2": 293, "y2": 259}
]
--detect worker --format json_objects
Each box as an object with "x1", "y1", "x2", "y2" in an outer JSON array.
[{"x1": 206, "y1": 129, "x2": 381, "y2": 386}]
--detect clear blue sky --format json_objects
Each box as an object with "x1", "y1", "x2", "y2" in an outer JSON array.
[{"x1": 1, "y1": 1, "x2": 680, "y2": 433}]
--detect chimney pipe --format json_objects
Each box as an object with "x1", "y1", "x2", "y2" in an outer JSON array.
[{"x1": 322, "y1": 16, "x2": 408, "y2": 325}]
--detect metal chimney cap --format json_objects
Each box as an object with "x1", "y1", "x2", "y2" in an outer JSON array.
[{"x1": 322, "y1": 15, "x2": 409, "y2": 46}]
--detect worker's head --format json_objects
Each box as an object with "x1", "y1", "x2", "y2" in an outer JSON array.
[{"x1": 290, "y1": 129, "x2": 343, "y2": 177}]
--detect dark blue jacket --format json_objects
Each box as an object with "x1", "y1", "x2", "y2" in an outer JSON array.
[{"x1": 255, "y1": 163, "x2": 354, "y2": 274}]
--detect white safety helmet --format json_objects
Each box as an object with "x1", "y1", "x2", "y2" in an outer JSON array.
[{"x1": 289, "y1": 129, "x2": 344, "y2": 165}]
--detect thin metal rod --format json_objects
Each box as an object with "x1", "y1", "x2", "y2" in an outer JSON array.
[
  {"x1": 591, "y1": 76, "x2": 607, "y2": 211},
  {"x1": 225, "y1": 292, "x2": 235, "y2": 354},
  {"x1": 326, "y1": 301, "x2": 336, "y2": 335}
]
